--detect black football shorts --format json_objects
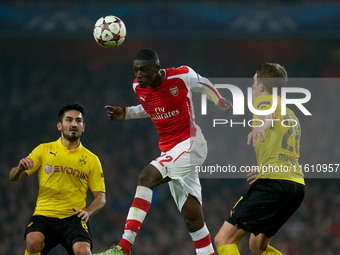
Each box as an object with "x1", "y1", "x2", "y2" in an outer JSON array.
[
  {"x1": 25, "y1": 215, "x2": 92, "y2": 255},
  {"x1": 227, "y1": 179, "x2": 305, "y2": 237}
]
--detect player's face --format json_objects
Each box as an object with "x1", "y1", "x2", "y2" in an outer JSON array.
[
  {"x1": 58, "y1": 110, "x2": 85, "y2": 142},
  {"x1": 252, "y1": 73, "x2": 262, "y2": 102},
  {"x1": 133, "y1": 60, "x2": 160, "y2": 88}
]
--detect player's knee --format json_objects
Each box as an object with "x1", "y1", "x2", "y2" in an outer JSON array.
[
  {"x1": 137, "y1": 171, "x2": 152, "y2": 187},
  {"x1": 214, "y1": 232, "x2": 225, "y2": 248},
  {"x1": 184, "y1": 215, "x2": 202, "y2": 232},
  {"x1": 137, "y1": 167, "x2": 162, "y2": 188},
  {"x1": 137, "y1": 163, "x2": 169, "y2": 189},
  {"x1": 26, "y1": 235, "x2": 44, "y2": 253},
  {"x1": 249, "y1": 242, "x2": 266, "y2": 255},
  {"x1": 182, "y1": 196, "x2": 204, "y2": 232},
  {"x1": 184, "y1": 219, "x2": 195, "y2": 232},
  {"x1": 73, "y1": 249, "x2": 91, "y2": 255},
  {"x1": 73, "y1": 242, "x2": 91, "y2": 255}
]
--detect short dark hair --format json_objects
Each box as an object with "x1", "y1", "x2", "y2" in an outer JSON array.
[
  {"x1": 134, "y1": 49, "x2": 160, "y2": 66},
  {"x1": 58, "y1": 103, "x2": 85, "y2": 122},
  {"x1": 256, "y1": 63, "x2": 287, "y2": 95}
]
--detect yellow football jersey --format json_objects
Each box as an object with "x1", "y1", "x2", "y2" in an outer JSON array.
[
  {"x1": 26, "y1": 138, "x2": 106, "y2": 218},
  {"x1": 252, "y1": 95, "x2": 304, "y2": 185}
]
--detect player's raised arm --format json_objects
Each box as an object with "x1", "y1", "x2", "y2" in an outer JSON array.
[
  {"x1": 9, "y1": 157, "x2": 31, "y2": 181},
  {"x1": 218, "y1": 97, "x2": 233, "y2": 114},
  {"x1": 105, "y1": 104, "x2": 150, "y2": 121},
  {"x1": 187, "y1": 67, "x2": 232, "y2": 114},
  {"x1": 104, "y1": 105, "x2": 125, "y2": 121},
  {"x1": 194, "y1": 78, "x2": 232, "y2": 114}
]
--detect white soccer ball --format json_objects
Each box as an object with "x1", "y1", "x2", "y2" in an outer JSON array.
[{"x1": 93, "y1": 15, "x2": 126, "y2": 48}]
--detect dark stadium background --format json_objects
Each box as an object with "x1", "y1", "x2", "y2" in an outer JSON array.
[{"x1": 1, "y1": 1, "x2": 340, "y2": 254}]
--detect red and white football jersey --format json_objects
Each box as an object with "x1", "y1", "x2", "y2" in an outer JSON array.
[{"x1": 126, "y1": 66, "x2": 223, "y2": 152}]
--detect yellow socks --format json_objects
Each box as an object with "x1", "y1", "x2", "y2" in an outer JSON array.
[
  {"x1": 216, "y1": 244, "x2": 240, "y2": 255},
  {"x1": 261, "y1": 245, "x2": 283, "y2": 255},
  {"x1": 216, "y1": 244, "x2": 281, "y2": 255},
  {"x1": 25, "y1": 249, "x2": 41, "y2": 255}
]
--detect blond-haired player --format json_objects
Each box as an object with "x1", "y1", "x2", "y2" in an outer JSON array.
[{"x1": 214, "y1": 63, "x2": 305, "y2": 255}]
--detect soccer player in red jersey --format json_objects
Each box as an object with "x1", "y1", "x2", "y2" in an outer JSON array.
[{"x1": 95, "y1": 49, "x2": 232, "y2": 255}]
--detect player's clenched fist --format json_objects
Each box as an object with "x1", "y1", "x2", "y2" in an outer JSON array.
[
  {"x1": 104, "y1": 105, "x2": 125, "y2": 121},
  {"x1": 19, "y1": 157, "x2": 34, "y2": 170},
  {"x1": 219, "y1": 98, "x2": 233, "y2": 114}
]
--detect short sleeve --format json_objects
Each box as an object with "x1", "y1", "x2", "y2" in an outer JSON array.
[
  {"x1": 26, "y1": 144, "x2": 44, "y2": 176},
  {"x1": 186, "y1": 66, "x2": 223, "y2": 106},
  {"x1": 88, "y1": 156, "x2": 106, "y2": 193}
]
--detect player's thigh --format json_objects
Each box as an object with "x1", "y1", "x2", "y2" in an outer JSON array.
[
  {"x1": 151, "y1": 138, "x2": 207, "y2": 210},
  {"x1": 138, "y1": 163, "x2": 170, "y2": 188},
  {"x1": 151, "y1": 137, "x2": 207, "y2": 179},
  {"x1": 25, "y1": 215, "x2": 59, "y2": 254},
  {"x1": 181, "y1": 194, "x2": 203, "y2": 218},
  {"x1": 268, "y1": 180, "x2": 305, "y2": 233},
  {"x1": 169, "y1": 170, "x2": 203, "y2": 211},
  {"x1": 60, "y1": 216, "x2": 92, "y2": 254},
  {"x1": 227, "y1": 179, "x2": 304, "y2": 237},
  {"x1": 181, "y1": 194, "x2": 204, "y2": 231}
]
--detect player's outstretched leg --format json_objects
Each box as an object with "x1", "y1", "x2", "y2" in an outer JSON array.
[
  {"x1": 94, "y1": 185, "x2": 152, "y2": 255},
  {"x1": 117, "y1": 185, "x2": 152, "y2": 254},
  {"x1": 95, "y1": 165, "x2": 169, "y2": 255},
  {"x1": 214, "y1": 221, "x2": 248, "y2": 255},
  {"x1": 182, "y1": 195, "x2": 215, "y2": 255}
]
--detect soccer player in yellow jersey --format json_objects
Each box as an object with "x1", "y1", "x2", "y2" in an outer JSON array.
[
  {"x1": 214, "y1": 63, "x2": 305, "y2": 255},
  {"x1": 9, "y1": 103, "x2": 106, "y2": 255}
]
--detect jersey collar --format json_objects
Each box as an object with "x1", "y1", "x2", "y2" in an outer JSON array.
[{"x1": 57, "y1": 137, "x2": 83, "y2": 152}]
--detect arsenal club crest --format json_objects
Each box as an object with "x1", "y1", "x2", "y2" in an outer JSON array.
[{"x1": 169, "y1": 86, "x2": 179, "y2": 96}]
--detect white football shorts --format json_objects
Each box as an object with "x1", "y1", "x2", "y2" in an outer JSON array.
[{"x1": 150, "y1": 137, "x2": 207, "y2": 211}]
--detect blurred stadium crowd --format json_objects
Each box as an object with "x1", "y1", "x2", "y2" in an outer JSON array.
[{"x1": 1, "y1": 1, "x2": 340, "y2": 253}]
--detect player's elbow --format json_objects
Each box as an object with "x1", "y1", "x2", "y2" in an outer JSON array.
[
  {"x1": 102, "y1": 196, "x2": 106, "y2": 207},
  {"x1": 98, "y1": 196, "x2": 106, "y2": 213},
  {"x1": 10, "y1": 171, "x2": 28, "y2": 181}
]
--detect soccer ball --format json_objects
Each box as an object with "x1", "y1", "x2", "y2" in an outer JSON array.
[{"x1": 93, "y1": 15, "x2": 126, "y2": 48}]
